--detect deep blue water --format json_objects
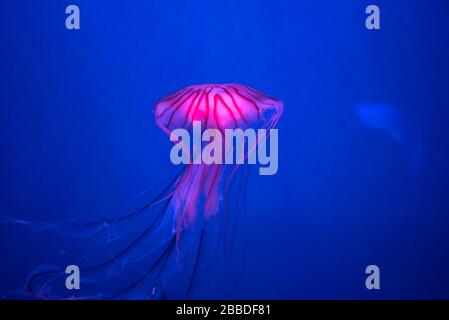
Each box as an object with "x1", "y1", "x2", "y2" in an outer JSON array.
[{"x1": 1, "y1": 0, "x2": 449, "y2": 299}]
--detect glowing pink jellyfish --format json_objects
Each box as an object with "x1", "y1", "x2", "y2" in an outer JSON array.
[
  {"x1": 154, "y1": 84, "x2": 283, "y2": 241},
  {"x1": 148, "y1": 84, "x2": 283, "y2": 298},
  {"x1": 6, "y1": 84, "x2": 283, "y2": 300}
]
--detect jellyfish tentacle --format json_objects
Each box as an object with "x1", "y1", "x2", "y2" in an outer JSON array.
[
  {"x1": 4, "y1": 173, "x2": 184, "y2": 299},
  {"x1": 81, "y1": 198, "x2": 172, "y2": 273},
  {"x1": 0, "y1": 170, "x2": 182, "y2": 240},
  {"x1": 68, "y1": 170, "x2": 181, "y2": 228},
  {"x1": 185, "y1": 229, "x2": 204, "y2": 299},
  {"x1": 109, "y1": 235, "x2": 176, "y2": 299}
]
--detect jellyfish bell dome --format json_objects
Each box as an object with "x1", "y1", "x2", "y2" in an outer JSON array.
[{"x1": 154, "y1": 83, "x2": 284, "y2": 135}]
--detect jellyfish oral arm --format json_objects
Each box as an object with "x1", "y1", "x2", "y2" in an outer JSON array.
[{"x1": 169, "y1": 121, "x2": 279, "y2": 175}]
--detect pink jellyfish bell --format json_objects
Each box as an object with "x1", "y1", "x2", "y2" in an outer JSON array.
[{"x1": 154, "y1": 84, "x2": 283, "y2": 240}]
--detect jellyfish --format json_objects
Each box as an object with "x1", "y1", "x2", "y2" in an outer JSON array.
[{"x1": 1, "y1": 84, "x2": 283, "y2": 299}]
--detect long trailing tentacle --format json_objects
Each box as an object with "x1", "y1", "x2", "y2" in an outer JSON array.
[
  {"x1": 0, "y1": 169, "x2": 183, "y2": 234},
  {"x1": 2, "y1": 172, "x2": 187, "y2": 300}
]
